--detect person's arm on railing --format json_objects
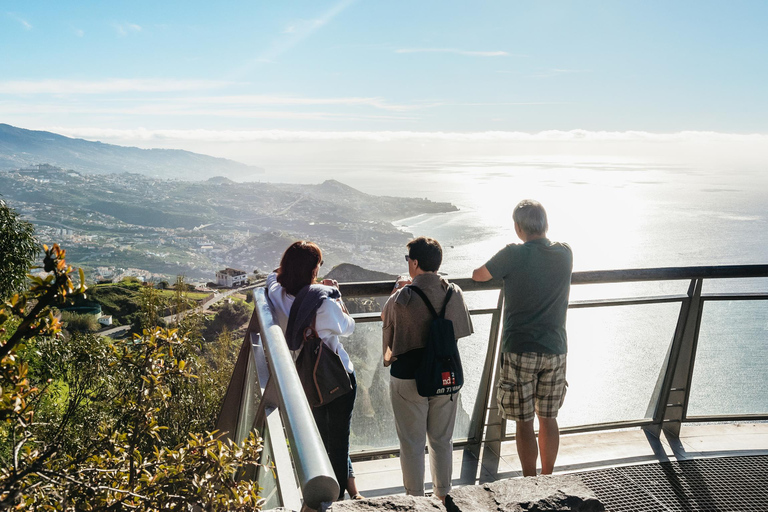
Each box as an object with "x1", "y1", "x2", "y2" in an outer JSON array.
[{"x1": 472, "y1": 265, "x2": 493, "y2": 282}]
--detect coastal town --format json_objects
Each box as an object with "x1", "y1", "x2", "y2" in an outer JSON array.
[{"x1": 1, "y1": 164, "x2": 457, "y2": 285}]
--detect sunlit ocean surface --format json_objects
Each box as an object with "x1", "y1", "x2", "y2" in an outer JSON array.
[{"x1": 259, "y1": 158, "x2": 768, "y2": 447}]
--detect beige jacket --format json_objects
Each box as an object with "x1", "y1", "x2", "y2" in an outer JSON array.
[{"x1": 382, "y1": 272, "x2": 473, "y2": 366}]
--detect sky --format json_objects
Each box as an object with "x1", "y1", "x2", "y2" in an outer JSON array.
[{"x1": 2, "y1": 0, "x2": 768, "y2": 168}]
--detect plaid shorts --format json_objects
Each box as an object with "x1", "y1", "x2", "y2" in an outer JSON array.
[{"x1": 497, "y1": 352, "x2": 567, "y2": 422}]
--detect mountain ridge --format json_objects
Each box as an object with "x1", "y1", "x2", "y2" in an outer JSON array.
[{"x1": 0, "y1": 123, "x2": 263, "y2": 180}]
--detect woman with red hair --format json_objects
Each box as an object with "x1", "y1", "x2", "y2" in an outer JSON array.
[{"x1": 266, "y1": 241, "x2": 363, "y2": 501}]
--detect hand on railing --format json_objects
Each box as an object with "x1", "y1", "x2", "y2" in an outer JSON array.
[{"x1": 391, "y1": 275, "x2": 412, "y2": 294}]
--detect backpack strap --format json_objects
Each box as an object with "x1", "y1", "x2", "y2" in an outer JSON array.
[
  {"x1": 438, "y1": 287, "x2": 453, "y2": 319},
  {"x1": 407, "y1": 285, "x2": 453, "y2": 319}
]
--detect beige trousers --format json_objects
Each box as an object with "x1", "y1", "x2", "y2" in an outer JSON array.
[{"x1": 389, "y1": 376, "x2": 459, "y2": 497}]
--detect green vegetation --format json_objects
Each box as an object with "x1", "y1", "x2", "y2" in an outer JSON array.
[
  {"x1": 60, "y1": 310, "x2": 99, "y2": 332},
  {"x1": 74, "y1": 278, "x2": 142, "y2": 326},
  {"x1": 0, "y1": 199, "x2": 39, "y2": 299},
  {"x1": 158, "y1": 289, "x2": 211, "y2": 300},
  {"x1": 203, "y1": 300, "x2": 253, "y2": 342},
  {"x1": 0, "y1": 245, "x2": 264, "y2": 510},
  {"x1": 73, "y1": 279, "x2": 210, "y2": 328}
]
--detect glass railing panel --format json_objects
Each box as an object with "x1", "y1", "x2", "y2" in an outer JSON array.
[
  {"x1": 345, "y1": 313, "x2": 493, "y2": 452},
  {"x1": 235, "y1": 345, "x2": 260, "y2": 444},
  {"x1": 560, "y1": 303, "x2": 679, "y2": 427},
  {"x1": 345, "y1": 321, "x2": 398, "y2": 451},
  {"x1": 455, "y1": 313, "x2": 493, "y2": 439},
  {"x1": 503, "y1": 302, "x2": 678, "y2": 434},
  {"x1": 569, "y1": 280, "x2": 691, "y2": 303},
  {"x1": 255, "y1": 424, "x2": 281, "y2": 510},
  {"x1": 701, "y1": 277, "x2": 768, "y2": 295},
  {"x1": 687, "y1": 300, "x2": 768, "y2": 417},
  {"x1": 461, "y1": 288, "x2": 503, "y2": 311}
]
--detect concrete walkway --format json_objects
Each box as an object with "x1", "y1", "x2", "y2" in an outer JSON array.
[{"x1": 353, "y1": 423, "x2": 768, "y2": 499}]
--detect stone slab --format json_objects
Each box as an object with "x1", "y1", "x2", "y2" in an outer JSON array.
[
  {"x1": 446, "y1": 475, "x2": 604, "y2": 512},
  {"x1": 322, "y1": 495, "x2": 446, "y2": 512}
]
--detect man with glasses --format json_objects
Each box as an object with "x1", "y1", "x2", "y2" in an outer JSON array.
[
  {"x1": 382, "y1": 236, "x2": 473, "y2": 502},
  {"x1": 472, "y1": 200, "x2": 572, "y2": 477}
]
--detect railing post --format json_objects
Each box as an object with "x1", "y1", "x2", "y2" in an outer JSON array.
[
  {"x1": 472, "y1": 290, "x2": 506, "y2": 479},
  {"x1": 644, "y1": 278, "x2": 704, "y2": 438},
  {"x1": 469, "y1": 290, "x2": 505, "y2": 447}
]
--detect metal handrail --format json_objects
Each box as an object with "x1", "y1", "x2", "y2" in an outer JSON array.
[
  {"x1": 337, "y1": 264, "x2": 768, "y2": 298},
  {"x1": 252, "y1": 288, "x2": 339, "y2": 509}
]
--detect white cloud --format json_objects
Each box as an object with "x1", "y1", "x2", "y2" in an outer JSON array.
[
  {"x1": 282, "y1": 19, "x2": 324, "y2": 34},
  {"x1": 115, "y1": 23, "x2": 142, "y2": 36},
  {"x1": 44, "y1": 128, "x2": 768, "y2": 144},
  {"x1": 178, "y1": 94, "x2": 434, "y2": 112},
  {"x1": 7, "y1": 13, "x2": 32, "y2": 30},
  {"x1": 240, "y1": 0, "x2": 356, "y2": 72},
  {"x1": 0, "y1": 78, "x2": 236, "y2": 94},
  {"x1": 396, "y1": 48, "x2": 508, "y2": 57},
  {"x1": 5, "y1": 103, "x2": 411, "y2": 121}
]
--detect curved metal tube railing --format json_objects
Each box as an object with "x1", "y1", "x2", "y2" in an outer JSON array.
[{"x1": 252, "y1": 287, "x2": 339, "y2": 508}]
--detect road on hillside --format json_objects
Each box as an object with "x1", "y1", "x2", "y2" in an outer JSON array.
[
  {"x1": 160, "y1": 280, "x2": 265, "y2": 324},
  {"x1": 97, "y1": 280, "x2": 266, "y2": 338}
]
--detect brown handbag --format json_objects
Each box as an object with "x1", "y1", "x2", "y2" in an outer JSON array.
[{"x1": 294, "y1": 317, "x2": 353, "y2": 407}]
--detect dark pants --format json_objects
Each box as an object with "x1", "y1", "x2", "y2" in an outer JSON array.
[{"x1": 312, "y1": 371, "x2": 356, "y2": 500}]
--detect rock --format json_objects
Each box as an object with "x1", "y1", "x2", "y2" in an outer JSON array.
[
  {"x1": 324, "y1": 263, "x2": 398, "y2": 283},
  {"x1": 446, "y1": 475, "x2": 604, "y2": 512},
  {"x1": 322, "y1": 495, "x2": 446, "y2": 512}
]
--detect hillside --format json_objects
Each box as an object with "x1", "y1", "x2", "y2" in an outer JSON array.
[
  {"x1": 324, "y1": 263, "x2": 398, "y2": 283},
  {"x1": 0, "y1": 123, "x2": 263, "y2": 180},
  {"x1": 1, "y1": 165, "x2": 458, "y2": 279}
]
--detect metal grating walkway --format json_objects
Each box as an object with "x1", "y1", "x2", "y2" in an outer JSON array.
[{"x1": 579, "y1": 455, "x2": 768, "y2": 511}]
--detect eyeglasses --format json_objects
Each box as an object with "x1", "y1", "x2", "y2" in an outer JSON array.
[
  {"x1": 320, "y1": 260, "x2": 324, "y2": 267},
  {"x1": 404, "y1": 255, "x2": 411, "y2": 262}
]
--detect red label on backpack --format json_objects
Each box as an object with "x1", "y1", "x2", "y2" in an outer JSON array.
[{"x1": 442, "y1": 372, "x2": 452, "y2": 386}]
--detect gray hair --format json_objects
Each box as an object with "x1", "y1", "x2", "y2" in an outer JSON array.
[{"x1": 513, "y1": 199, "x2": 548, "y2": 236}]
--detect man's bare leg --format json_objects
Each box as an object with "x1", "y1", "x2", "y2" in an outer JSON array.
[
  {"x1": 515, "y1": 420, "x2": 538, "y2": 476},
  {"x1": 537, "y1": 416, "x2": 559, "y2": 474}
]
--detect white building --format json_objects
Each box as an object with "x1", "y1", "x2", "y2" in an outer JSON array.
[
  {"x1": 216, "y1": 268, "x2": 248, "y2": 288},
  {"x1": 98, "y1": 315, "x2": 113, "y2": 327}
]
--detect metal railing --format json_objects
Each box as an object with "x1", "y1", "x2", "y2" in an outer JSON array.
[
  {"x1": 217, "y1": 264, "x2": 768, "y2": 508},
  {"x1": 216, "y1": 288, "x2": 338, "y2": 510}
]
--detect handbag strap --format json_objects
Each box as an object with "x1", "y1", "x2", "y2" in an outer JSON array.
[
  {"x1": 303, "y1": 315, "x2": 319, "y2": 342},
  {"x1": 407, "y1": 285, "x2": 453, "y2": 319}
]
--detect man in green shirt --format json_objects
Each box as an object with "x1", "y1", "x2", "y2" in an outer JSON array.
[{"x1": 472, "y1": 199, "x2": 572, "y2": 477}]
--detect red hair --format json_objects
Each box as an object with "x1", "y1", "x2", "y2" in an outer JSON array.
[{"x1": 276, "y1": 241, "x2": 323, "y2": 296}]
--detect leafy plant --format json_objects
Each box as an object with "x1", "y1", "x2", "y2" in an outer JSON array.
[
  {"x1": 0, "y1": 199, "x2": 39, "y2": 300},
  {"x1": 0, "y1": 245, "x2": 265, "y2": 510},
  {"x1": 60, "y1": 311, "x2": 100, "y2": 332}
]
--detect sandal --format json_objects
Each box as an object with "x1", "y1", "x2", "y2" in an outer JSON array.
[{"x1": 351, "y1": 493, "x2": 365, "y2": 500}]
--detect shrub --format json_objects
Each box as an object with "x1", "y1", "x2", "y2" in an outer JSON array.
[
  {"x1": 0, "y1": 199, "x2": 39, "y2": 300},
  {"x1": 0, "y1": 245, "x2": 265, "y2": 510},
  {"x1": 60, "y1": 310, "x2": 99, "y2": 332}
]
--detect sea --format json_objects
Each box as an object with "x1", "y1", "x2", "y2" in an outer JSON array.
[{"x1": 258, "y1": 157, "x2": 768, "y2": 445}]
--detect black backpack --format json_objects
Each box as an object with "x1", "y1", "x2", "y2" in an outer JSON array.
[{"x1": 407, "y1": 285, "x2": 464, "y2": 399}]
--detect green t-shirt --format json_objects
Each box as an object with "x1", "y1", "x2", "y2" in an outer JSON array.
[{"x1": 485, "y1": 238, "x2": 573, "y2": 354}]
